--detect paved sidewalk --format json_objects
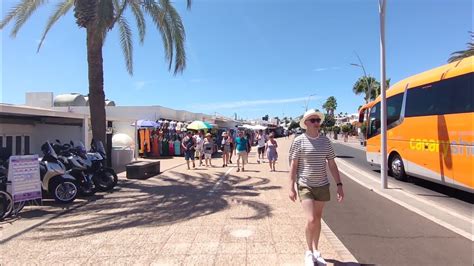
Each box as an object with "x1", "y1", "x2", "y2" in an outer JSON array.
[{"x1": 1, "y1": 138, "x2": 356, "y2": 265}]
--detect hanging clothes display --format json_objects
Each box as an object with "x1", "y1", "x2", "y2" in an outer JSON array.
[
  {"x1": 168, "y1": 139, "x2": 175, "y2": 155},
  {"x1": 144, "y1": 129, "x2": 151, "y2": 153},
  {"x1": 139, "y1": 129, "x2": 145, "y2": 154},
  {"x1": 161, "y1": 138, "x2": 169, "y2": 156},
  {"x1": 151, "y1": 130, "x2": 160, "y2": 157},
  {"x1": 174, "y1": 139, "x2": 181, "y2": 156}
]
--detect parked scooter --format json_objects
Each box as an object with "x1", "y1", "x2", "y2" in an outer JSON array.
[
  {"x1": 68, "y1": 140, "x2": 118, "y2": 192},
  {"x1": 52, "y1": 140, "x2": 96, "y2": 197},
  {"x1": 40, "y1": 142, "x2": 78, "y2": 203}
]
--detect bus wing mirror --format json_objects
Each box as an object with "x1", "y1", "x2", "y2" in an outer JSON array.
[{"x1": 358, "y1": 112, "x2": 365, "y2": 123}]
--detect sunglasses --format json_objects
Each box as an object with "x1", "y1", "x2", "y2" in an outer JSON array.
[{"x1": 307, "y1": 118, "x2": 321, "y2": 123}]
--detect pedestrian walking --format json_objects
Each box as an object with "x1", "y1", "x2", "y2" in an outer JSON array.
[
  {"x1": 256, "y1": 129, "x2": 267, "y2": 164},
  {"x1": 288, "y1": 109, "x2": 344, "y2": 266},
  {"x1": 221, "y1": 132, "x2": 231, "y2": 167},
  {"x1": 245, "y1": 131, "x2": 252, "y2": 164},
  {"x1": 266, "y1": 133, "x2": 278, "y2": 172},
  {"x1": 203, "y1": 133, "x2": 214, "y2": 167},
  {"x1": 234, "y1": 130, "x2": 248, "y2": 172},
  {"x1": 228, "y1": 130, "x2": 235, "y2": 164},
  {"x1": 181, "y1": 131, "x2": 196, "y2": 170},
  {"x1": 194, "y1": 130, "x2": 205, "y2": 166}
]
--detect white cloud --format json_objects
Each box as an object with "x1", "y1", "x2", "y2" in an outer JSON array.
[
  {"x1": 192, "y1": 96, "x2": 322, "y2": 110},
  {"x1": 313, "y1": 66, "x2": 342, "y2": 72},
  {"x1": 134, "y1": 81, "x2": 147, "y2": 90}
]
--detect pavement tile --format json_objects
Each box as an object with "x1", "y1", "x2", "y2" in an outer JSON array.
[
  {"x1": 166, "y1": 231, "x2": 198, "y2": 243},
  {"x1": 182, "y1": 254, "x2": 216, "y2": 266},
  {"x1": 149, "y1": 255, "x2": 186, "y2": 265},
  {"x1": 246, "y1": 242, "x2": 277, "y2": 254},
  {"x1": 274, "y1": 241, "x2": 306, "y2": 254},
  {"x1": 277, "y1": 254, "x2": 303, "y2": 266},
  {"x1": 188, "y1": 241, "x2": 220, "y2": 255},
  {"x1": 157, "y1": 242, "x2": 192, "y2": 255},
  {"x1": 247, "y1": 254, "x2": 280, "y2": 265},
  {"x1": 214, "y1": 254, "x2": 246, "y2": 265},
  {"x1": 193, "y1": 232, "x2": 222, "y2": 243},
  {"x1": 217, "y1": 242, "x2": 247, "y2": 254}
]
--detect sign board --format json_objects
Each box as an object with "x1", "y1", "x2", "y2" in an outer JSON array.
[{"x1": 8, "y1": 155, "x2": 42, "y2": 202}]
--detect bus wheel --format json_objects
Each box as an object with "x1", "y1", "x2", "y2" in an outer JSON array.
[{"x1": 389, "y1": 153, "x2": 408, "y2": 181}]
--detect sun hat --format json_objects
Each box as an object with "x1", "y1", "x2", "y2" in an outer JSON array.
[
  {"x1": 299, "y1": 109, "x2": 325, "y2": 130},
  {"x1": 205, "y1": 133, "x2": 212, "y2": 137},
  {"x1": 222, "y1": 132, "x2": 228, "y2": 136}
]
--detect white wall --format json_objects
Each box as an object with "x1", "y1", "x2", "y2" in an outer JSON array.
[{"x1": 0, "y1": 123, "x2": 83, "y2": 155}]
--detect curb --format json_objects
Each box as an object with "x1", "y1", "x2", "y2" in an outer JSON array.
[{"x1": 321, "y1": 220, "x2": 359, "y2": 264}]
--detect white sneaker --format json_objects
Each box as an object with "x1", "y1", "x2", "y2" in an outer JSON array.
[
  {"x1": 313, "y1": 250, "x2": 327, "y2": 265},
  {"x1": 305, "y1": 251, "x2": 315, "y2": 266}
]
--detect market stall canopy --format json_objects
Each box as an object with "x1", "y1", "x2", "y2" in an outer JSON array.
[
  {"x1": 131, "y1": 120, "x2": 159, "y2": 128},
  {"x1": 187, "y1": 121, "x2": 213, "y2": 130}
]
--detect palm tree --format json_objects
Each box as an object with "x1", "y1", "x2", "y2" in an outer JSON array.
[
  {"x1": 322, "y1": 96, "x2": 337, "y2": 116},
  {"x1": 1, "y1": 0, "x2": 191, "y2": 144},
  {"x1": 448, "y1": 31, "x2": 474, "y2": 63},
  {"x1": 352, "y1": 76, "x2": 380, "y2": 104},
  {"x1": 352, "y1": 76, "x2": 391, "y2": 103}
]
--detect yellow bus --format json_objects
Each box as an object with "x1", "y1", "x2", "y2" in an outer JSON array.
[{"x1": 359, "y1": 56, "x2": 473, "y2": 192}]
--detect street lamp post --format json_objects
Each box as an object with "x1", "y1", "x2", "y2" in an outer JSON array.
[
  {"x1": 304, "y1": 94, "x2": 317, "y2": 111},
  {"x1": 379, "y1": 0, "x2": 388, "y2": 189},
  {"x1": 350, "y1": 52, "x2": 372, "y2": 103}
]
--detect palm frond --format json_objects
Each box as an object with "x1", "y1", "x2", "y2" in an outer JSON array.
[
  {"x1": 129, "y1": 0, "x2": 146, "y2": 44},
  {"x1": 110, "y1": 0, "x2": 128, "y2": 29},
  {"x1": 37, "y1": 0, "x2": 74, "y2": 52},
  {"x1": 142, "y1": 1, "x2": 174, "y2": 70},
  {"x1": 160, "y1": 0, "x2": 186, "y2": 74},
  {"x1": 448, "y1": 31, "x2": 474, "y2": 63},
  {"x1": 1, "y1": 0, "x2": 47, "y2": 37},
  {"x1": 186, "y1": 0, "x2": 192, "y2": 10},
  {"x1": 115, "y1": 1, "x2": 133, "y2": 74}
]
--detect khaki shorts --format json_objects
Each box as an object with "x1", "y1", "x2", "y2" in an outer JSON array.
[
  {"x1": 236, "y1": 151, "x2": 248, "y2": 163},
  {"x1": 297, "y1": 184, "x2": 330, "y2": 202}
]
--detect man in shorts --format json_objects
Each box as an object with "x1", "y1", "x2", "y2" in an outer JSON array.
[
  {"x1": 288, "y1": 109, "x2": 345, "y2": 266},
  {"x1": 234, "y1": 130, "x2": 248, "y2": 172},
  {"x1": 194, "y1": 130, "x2": 205, "y2": 166},
  {"x1": 181, "y1": 131, "x2": 196, "y2": 170}
]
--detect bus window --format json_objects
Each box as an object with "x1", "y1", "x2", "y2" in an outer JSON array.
[
  {"x1": 368, "y1": 102, "x2": 380, "y2": 139},
  {"x1": 405, "y1": 73, "x2": 473, "y2": 117},
  {"x1": 387, "y1": 93, "x2": 403, "y2": 126}
]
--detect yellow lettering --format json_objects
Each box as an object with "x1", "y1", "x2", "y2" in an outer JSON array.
[
  {"x1": 409, "y1": 139, "x2": 416, "y2": 150},
  {"x1": 428, "y1": 139, "x2": 436, "y2": 152}
]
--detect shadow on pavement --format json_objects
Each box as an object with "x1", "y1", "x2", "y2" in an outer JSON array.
[
  {"x1": 326, "y1": 259, "x2": 372, "y2": 266},
  {"x1": 8, "y1": 170, "x2": 276, "y2": 242}
]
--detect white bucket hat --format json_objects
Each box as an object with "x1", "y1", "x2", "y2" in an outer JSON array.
[{"x1": 299, "y1": 109, "x2": 325, "y2": 130}]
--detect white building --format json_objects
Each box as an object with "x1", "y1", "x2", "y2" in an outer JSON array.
[{"x1": 1, "y1": 92, "x2": 238, "y2": 168}]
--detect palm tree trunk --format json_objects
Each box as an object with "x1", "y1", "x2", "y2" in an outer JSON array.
[{"x1": 86, "y1": 26, "x2": 106, "y2": 144}]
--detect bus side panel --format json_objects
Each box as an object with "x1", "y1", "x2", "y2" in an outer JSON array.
[
  {"x1": 445, "y1": 113, "x2": 474, "y2": 189},
  {"x1": 395, "y1": 117, "x2": 454, "y2": 185}
]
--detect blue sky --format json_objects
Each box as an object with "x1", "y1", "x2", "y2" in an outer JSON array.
[{"x1": 1, "y1": 0, "x2": 472, "y2": 120}]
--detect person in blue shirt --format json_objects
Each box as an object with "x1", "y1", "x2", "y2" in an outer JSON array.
[{"x1": 234, "y1": 130, "x2": 248, "y2": 172}]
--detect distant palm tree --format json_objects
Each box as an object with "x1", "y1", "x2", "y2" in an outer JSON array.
[
  {"x1": 352, "y1": 76, "x2": 380, "y2": 104},
  {"x1": 352, "y1": 76, "x2": 391, "y2": 103},
  {"x1": 1, "y1": 0, "x2": 191, "y2": 143},
  {"x1": 322, "y1": 96, "x2": 337, "y2": 116},
  {"x1": 448, "y1": 31, "x2": 474, "y2": 63}
]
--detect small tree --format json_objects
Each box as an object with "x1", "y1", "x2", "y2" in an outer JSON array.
[{"x1": 332, "y1": 126, "x2": 341, "y2": 140}]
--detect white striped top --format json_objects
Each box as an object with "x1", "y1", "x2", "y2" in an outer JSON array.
[{"x1": 289, "y1": 134, "x2": 336, "y2": 187}]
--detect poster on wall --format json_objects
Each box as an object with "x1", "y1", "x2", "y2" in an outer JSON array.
[{"x1": 8, "y1": 155, "x2": 42, "y2": 203}]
